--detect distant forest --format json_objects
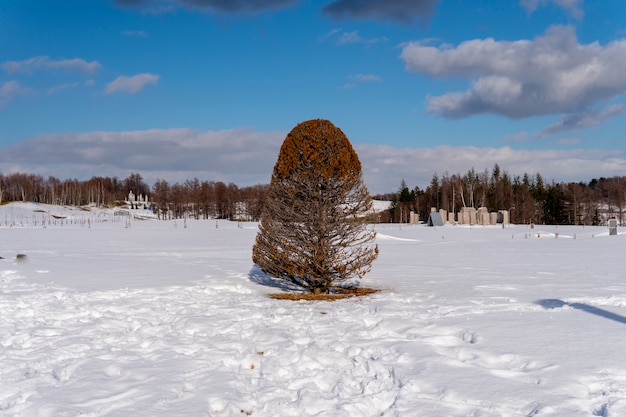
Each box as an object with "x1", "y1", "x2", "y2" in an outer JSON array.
[
  {"x1": 1, "y1": 166, "x2": 625, "y2": 225},
  {"x1": 374, "y1": 165, "x2": 625, "y2": 226}
]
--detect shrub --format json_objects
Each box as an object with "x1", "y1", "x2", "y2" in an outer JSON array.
[{"x1": 252, "y1": 119, "x2": 378, "y2": 293}]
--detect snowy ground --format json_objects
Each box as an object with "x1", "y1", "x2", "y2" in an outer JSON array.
[{"x1": 1, "y1": 202, "x2": 625, "y2": 416}]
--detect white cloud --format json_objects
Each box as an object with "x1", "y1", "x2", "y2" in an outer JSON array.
[
  {"x1": 401, "y1": 26, "x2": 626, "y2": 120},
  {"x1": 352, "y1": 74, "x2": 381, "y2": 82},
  {"x1": 520, "y1": 0, "x2": 583, "y2": 19},
  {"x1": 1, "y1": 81, "x2": 23, "y2": 100},
  {"x1": 337, "y1": 30, "x2": 363, "y2": 45},
  {"x1": 1, "y1": 128, "x2": 625, "y2": 194},
  {"x1": 0, "y1": 128, "x2": 283, "y2": 186},
  {"x1": 342, "y1": 73, "x2": 382, "y2": 89},
  {"x1": 321, "y1": 29, "x2": 387, "y2": 46},
  {"x1": 0, "y1": 80, "x2": 33, "y2": 108},
  {"x1": 2, "y1": 56, "x2": 101, "y2": 74},
  {"x1": 47, "y1": 82, "x2": 81, "y2": 95},
  {"x1": 539, "y1": 104, "x2": 625, "y2": 137},
  {"x1": 356, "y1": 144, "x2": 626, "y2": 193},
  {"x1": 105, "y1": 73, "x2": 160, "y2": 94}
]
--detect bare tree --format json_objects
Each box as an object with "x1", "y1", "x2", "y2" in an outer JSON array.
[
  {"x1": 253, "y1": 119, "x2": 378, "y2": 294},
  {"x1": 123, "y1": 173, "x2": 149, "y2": 199},
  {"x1": 152, "y1": 179, "x2": 171, "y2": 219}
]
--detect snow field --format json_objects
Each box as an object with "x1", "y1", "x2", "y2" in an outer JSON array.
[{"x1": 1, "y1": 202, "x2": 626, "y2": 416}]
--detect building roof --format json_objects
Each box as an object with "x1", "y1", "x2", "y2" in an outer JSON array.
[{"x1": 427, "y1": 212, "x2": 444, "y2": 227}]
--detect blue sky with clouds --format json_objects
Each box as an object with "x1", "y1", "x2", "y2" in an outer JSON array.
[{"x1": 1, "y1": 0, "x2": 625, "y2": 193}]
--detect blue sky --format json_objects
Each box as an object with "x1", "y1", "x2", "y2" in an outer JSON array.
[{"x1": 1, "y1": 0, "x2": 625, "y2": 193}]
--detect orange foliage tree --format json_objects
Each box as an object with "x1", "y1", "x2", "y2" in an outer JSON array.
[{"x1": 252, "y1": 119, "x2": 378, "y2": 293}]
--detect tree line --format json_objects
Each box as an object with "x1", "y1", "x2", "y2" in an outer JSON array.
[
  {"x1": 2, "y1": 166, "x2": 625, "y2": 225},
  {"x1": 374, "y1": 165, "x2": 625, "y2": 226},
  {"x1": 0, "y1": 172, "x2": 267, "y2": 221}
]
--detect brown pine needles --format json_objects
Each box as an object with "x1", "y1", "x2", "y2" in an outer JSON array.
[{"x1": 269, "y1": 287, "x2": 381, "y2": 301}]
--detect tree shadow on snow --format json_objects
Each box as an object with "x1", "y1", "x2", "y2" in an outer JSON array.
[
  {"x1": 247, "y1": 264, "x2": 306, "y2": 293},
  {"x1": 536, "y1": 299, "x2": 626, "y2": 325}
]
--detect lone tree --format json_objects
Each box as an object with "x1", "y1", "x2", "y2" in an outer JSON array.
[{"x1": 252, "y1": 119, "x2": 378, "y2": 294}]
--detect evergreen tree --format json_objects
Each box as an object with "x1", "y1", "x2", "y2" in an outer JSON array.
[
  {"x1": 542, "y1": 184, "x2": 568, "y2": 224},
  {"x1": 592, "y1": 209, "x2": 601, "y2": 226},
  {"x1": 389, "y1": 179, "x2": 413, "y2": 222},
  {"x1": 252, "y1": 119, "x2": 378, "y2": 294}
]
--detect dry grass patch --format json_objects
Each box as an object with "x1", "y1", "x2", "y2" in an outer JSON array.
[{"x1": 269, "y1": 287, "x2": 380, "y2": 301}]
